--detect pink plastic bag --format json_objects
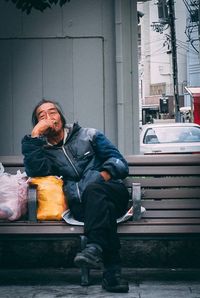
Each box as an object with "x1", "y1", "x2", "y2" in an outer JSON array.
[{"x1": 0, "y1": 167, "x2": 28, "y2": 221}]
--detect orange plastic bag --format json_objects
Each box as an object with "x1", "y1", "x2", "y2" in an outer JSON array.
[{"x1": 30, "y1": 176, "x2": 68, "y2": 220}]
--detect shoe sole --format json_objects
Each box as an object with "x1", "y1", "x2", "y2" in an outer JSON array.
[{"x1": 74, "y1": 255, "x2": 103, "y2": 269}]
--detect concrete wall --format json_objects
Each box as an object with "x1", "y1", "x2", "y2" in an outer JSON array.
[
  {"x1": 0, "y1": 0, "x2": 115, "y2": 155},
  {"x1": 1, "y1": 239, "x2": 200, "y2": 269}
]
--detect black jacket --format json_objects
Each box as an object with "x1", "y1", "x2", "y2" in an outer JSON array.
[{"x1": 21, "y1": 123, "x2": 129, "y2": 207}]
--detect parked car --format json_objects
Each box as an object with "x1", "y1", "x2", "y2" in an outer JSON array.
[{"x1": 140, "y1": 123, "x2": 200, "y2": 154}]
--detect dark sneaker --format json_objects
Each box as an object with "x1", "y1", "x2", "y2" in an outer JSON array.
[
  {"x1": 74, "y1": 244, "x2": 103, "y2": 269},
  {"x1": 102, "y1": 269, "x2": 129, "y2": 293}
]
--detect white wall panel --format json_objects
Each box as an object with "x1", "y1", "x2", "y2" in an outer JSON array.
[
  {"x1": 42, "y1": 38, "x2": 74, "y2": 122},
  {"x1": 0, "y1": 0, "x2": 103, "y2": 38},
  {"x1": 0, "y1": 36, "x2": 104, "y2": 155},
  {"x1": 22, "y1": 6, "x2": 63, "y2": 37},
  {"x1": 0, "y1": 2, "x2": 21, "y2": 37},
  {"x1": 63, "y1": 0, "x2": 102, "y2": 37},
  {"x1": 0, "y1": 41, "x2": 13, "y2": 154},
  {"x1": 73, "y1": 38, "x2": 104, "y2": 131},
  {"x1": 12, "y1": 40, "x2": 43, "y2": 154}
]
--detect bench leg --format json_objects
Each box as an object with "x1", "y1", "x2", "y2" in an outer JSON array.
[
  {"x1": 132, "y1": 183, "x2": 142, "y2": 221},
  {"x1": 80, "y1": 266, "x2": 90, "y2": 286},
  {"x1": 80, "y1": 235, "x2": 90, "y2": 286},
  {"x1": 28, "y1": 186, "x2": 37, "y2": 222}
]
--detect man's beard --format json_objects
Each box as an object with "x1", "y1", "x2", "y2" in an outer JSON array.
[{"x1": 44, "y1": 127, "x2": 59, "y2": 137}]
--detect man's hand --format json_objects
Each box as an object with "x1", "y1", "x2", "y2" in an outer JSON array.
[
  {"x1": 100, "y1": 170, "x2": 111, "y2": 181},
  {"x1": 31, "y1": 119, "x2": 57, "y2": 138}
]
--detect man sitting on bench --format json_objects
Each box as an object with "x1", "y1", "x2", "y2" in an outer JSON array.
[{"x1": 21, "y1": 99, "x2": 130, "y2": 293}]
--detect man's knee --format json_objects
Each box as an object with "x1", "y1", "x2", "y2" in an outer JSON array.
[
  {"x1": 82, "y1": 182, "x2": 110, "y2": 209},
  {"x1": 83, "y1": 182, "x2": 105, "y2": 198}
]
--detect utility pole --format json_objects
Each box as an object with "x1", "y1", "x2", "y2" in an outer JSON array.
[
  {"x1": 152, "y1": 0, "x2": 180, "y2": 121},
  {"x1": 168, "y1": 0, "x2": 180, "y2": 122}
]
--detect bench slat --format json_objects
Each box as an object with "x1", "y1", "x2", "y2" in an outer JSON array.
[
  {"x1": 117, "y1": 224, "x2": 200, "y2": 235},
  {"x1": 127, "y1": 218, "x2": 200, "y2": 224},
  {"x1": 143, "y1": 210, "x2": 200, "y2": 218},
  {"x1": 0, "y1": 222, "x2": 84, "y2": 235},
  {"x1": 142, "y1": 199, "x2": 200, "y2": 209},
  {"x1": 1, "y1": 217, "x2": 200, "y2": 225},
  {"x1": 142, "y1": 188, "x2": 200, "y2": 199},
  {"x1": 0, "y1": 155, "x2": 23, "y2": 165},
  {"x1": 125, "y1": 177, "x2": 200, "y2": 188},
  {"x1": 126, "y1": 154, "x2": 200, "y2": 165},
  {"x1": 129, "y1": 165, "x2": 200, "y2": 176},
  {"x1": 1, "y1": 221, "x2": 200, "y2": 237}
]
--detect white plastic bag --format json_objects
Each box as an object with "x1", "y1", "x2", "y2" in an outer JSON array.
[{"x1": 0, "y1": 165, "x2": 28, "y2": 221}]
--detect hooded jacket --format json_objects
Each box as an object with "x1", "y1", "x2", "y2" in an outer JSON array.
[{"x1": 21, "y1": 123, "x2": 129, "y2": 207}]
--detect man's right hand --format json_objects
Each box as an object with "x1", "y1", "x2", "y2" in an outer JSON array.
[{"x1": 31, "y1": 119, "x2": 56, "y2": 138}]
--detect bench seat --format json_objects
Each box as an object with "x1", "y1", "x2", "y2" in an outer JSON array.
[{"x1": 1, "y1": 154, "x2": 200, "y2": 240}]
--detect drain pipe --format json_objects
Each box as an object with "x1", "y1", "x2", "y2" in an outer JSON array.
[{"x1": 115, "y1": 0, "x2": 125, "y2": 153}]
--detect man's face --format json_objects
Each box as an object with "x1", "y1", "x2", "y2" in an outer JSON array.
[{"x1": 36, "y1": 102, "x2": 63, "y2": 135}]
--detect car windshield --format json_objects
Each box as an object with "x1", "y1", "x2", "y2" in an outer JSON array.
[{"x1": 143, "y1": 126, "x2": 200, "y2": 144}]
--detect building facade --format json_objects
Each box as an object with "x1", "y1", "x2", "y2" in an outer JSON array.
[{"x1": 138, "y1": 0, "x2": 188, "y2": 124}]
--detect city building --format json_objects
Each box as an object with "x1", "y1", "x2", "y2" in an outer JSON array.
[{"x1": 137, "y1": 0, "x2": 195, "y2": 124}]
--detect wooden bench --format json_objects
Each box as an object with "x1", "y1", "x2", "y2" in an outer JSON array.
[
  {"x1": 124, "y1": 154, "x2": 200, "y2": 239},
  {"x1": 1, "y1": 154, "x2": 200, "y2": 284}
]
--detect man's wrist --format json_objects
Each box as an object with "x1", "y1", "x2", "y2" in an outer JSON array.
[
  {"x1": 31, "y1": 127, "x2": 42, "y2": 138},
  {"x1": 31, "y1": 132, "x2": 41, "y2": 138}
]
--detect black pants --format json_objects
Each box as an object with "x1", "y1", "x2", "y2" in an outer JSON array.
[{"x1": 71, "y1": 181, "x2": 129, "y2": 267}]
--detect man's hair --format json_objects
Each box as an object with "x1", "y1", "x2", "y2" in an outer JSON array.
[{"x1": 32, "y1": 99, "x2": 66, "y2": 127}]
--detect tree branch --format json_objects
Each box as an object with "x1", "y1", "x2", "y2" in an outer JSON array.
[{"x1": 5, "y1": 0, "x2": 70, "y2": 14}]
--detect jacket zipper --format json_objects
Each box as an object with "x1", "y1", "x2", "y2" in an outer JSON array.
[
  {"x1": 62, "y1": 145, "x2": 81, "y2": 202},
  {"x1": 76, "y1": 182, "x2": 81, "y2": 202}
]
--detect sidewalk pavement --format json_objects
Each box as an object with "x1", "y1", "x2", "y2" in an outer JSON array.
[{"x1": 0, "y1": 268, "x2": 200, "y2": 298}]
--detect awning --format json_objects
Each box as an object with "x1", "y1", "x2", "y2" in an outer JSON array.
[
  {"x1": 185, "y1": 87, "x2": 200, "y2": 125},
  {"x1": 185, "y1": 86, "x2": 200, "y2": 96}
]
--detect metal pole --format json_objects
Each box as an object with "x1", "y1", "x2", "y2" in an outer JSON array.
[
  {"x1": 168, "y1": 0, "x2": 180, "y2": 122},
  {"x1": 115, "y1": 0, "x2": 125, "y2": 153}
]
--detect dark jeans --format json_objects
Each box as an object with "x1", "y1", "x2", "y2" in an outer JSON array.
[{"x1": 71, "y1": 180, "x2": 129, "y2": 267}]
